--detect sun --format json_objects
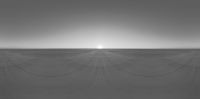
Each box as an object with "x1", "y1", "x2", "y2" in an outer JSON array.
[{"x1": 97, "y1": 45, "x2": 103, "y2": 49}]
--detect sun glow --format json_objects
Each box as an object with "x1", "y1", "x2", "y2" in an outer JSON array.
[{"x1": 97, "y1": 45, "x2": 103, "y2": 49}]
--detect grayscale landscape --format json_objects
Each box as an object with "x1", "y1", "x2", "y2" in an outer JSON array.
[
  {"x1": 0, "y1": 49, "x2": 199, "y2": 99},
  {"x1": 0, "y1": 0, "x2": 200, "y2": 99}
]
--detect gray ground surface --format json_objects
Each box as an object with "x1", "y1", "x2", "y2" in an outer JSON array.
[{"x1": 0, "y1": 49, "x2": 200, "y2": 99}]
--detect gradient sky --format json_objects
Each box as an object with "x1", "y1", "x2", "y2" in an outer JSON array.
[{"x1": 0, "y1": 0, "x2": 200, "y2": 48}]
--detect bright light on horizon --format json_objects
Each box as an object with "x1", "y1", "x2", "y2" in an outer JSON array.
[{"x1": 97, "y1": 45, "x2": 103, "y2": 49}]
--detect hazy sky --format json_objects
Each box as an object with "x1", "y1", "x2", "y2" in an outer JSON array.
[{"x1": 0, "y1": 0, "x2": 200, "y2": 48}]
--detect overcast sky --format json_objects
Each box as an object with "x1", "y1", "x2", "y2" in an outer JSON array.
[{"x1": 0, "y1": 0, "x2": 200, "y2": 48}]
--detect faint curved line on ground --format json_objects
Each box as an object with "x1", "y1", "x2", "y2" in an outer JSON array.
[
  {"x1": 4, "y1": 50, "x2": 96, "y2": 78},
  {"x1": 6, "y1": 54, "x2": 98, "y2": 94},
  {"x1": 6, "y1": 50, "x2": 94, "y2": 65},
  {"x1": 101, "y1": 54, "x2": 196, "y2": 93},
  {"x1": 55, "y1": 54, "x2": 102, "y2": 94},
  {"x1": 94, "y1": 54, "x2": 138, "y2": 93},
  {"x1": 6, "y1": 55, "x2": 95, "y2": 78},
  {"x1": 115, "y1": 63, "x2": 190, "y2": 78},
  {"x1": 104, "y1": 52, "x2": 196, "y2": 78},
  {"x1": 110, "y1": 59, "x2": 192, "y2": 78}
]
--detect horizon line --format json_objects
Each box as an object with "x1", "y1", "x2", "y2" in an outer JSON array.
[{"x1": 0, "y1": 48, "x2": 199, "y2": 50}]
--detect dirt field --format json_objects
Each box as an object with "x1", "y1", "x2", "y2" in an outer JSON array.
[{"x1": 0, "y1": 49, "x2": 199, "y2": 99}]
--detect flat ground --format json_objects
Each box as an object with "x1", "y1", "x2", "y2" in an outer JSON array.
[{"x1": 0, "y1": 49, "x2": 200, "y2": 99}]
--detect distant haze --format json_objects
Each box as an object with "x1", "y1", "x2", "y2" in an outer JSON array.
[{"x1": 0, "y1": 0, "x2": 200, "y2": 48}]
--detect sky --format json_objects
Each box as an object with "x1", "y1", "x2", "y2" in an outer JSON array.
[{"x1": 0, "y1": 0, "x2": 200, "y2": 48}]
